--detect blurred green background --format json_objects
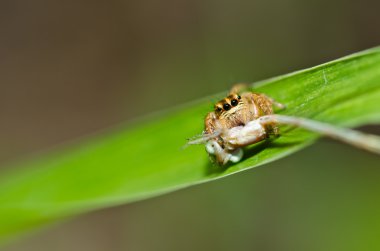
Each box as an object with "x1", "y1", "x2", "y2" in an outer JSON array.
[{"x1": 1, "y1": 0, "x2": 380, "y2": 250}]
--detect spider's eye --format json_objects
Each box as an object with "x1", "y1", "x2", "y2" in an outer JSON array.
[
  {"x1": 216, "y1": 107, "x2": 222, "y2": 112},
  {"x1": 237, "y1": 95, "x2": 241, "y2": 100},
  {"x1": 231, "y1": 99, "x2": 238, "y2": 106},
  {"x1": 223, "y1": 103, "x2": 231, "y2": 111}
]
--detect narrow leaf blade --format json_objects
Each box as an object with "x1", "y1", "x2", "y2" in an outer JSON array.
[{"x1": 1, "y1": 47, "x2": 380, "y2": 244}]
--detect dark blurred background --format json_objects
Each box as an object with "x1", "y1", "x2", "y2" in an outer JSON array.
[{"x1": 1, "y1": 0, "x2": 380, "y2": 250}]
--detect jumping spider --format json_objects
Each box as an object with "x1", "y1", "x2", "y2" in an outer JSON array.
[
  {"x1": 188, "y1": 84, "x2": 380, "y2": 165},
  {"x1": 190, "y1": 84, "x2": 285, "y2": 165}
]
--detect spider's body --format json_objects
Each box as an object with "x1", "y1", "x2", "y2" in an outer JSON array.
[
  {"x1": 201, "y1": 84, "x2": 284, "y2": 165},
  {"x1": 188, "y1": 84, "x2": 380, "y2": 165}
]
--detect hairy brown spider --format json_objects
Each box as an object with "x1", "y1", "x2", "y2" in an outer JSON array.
[
  {"x1": 188, "y1": 84, "x2": 380, "y2": 165},
  {"x1": 190, "y1": 84, "x2": 284, "y2": 165}
]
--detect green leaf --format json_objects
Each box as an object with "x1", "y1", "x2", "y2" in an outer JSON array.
[{"x1": 1, "y1": 47, "x2": 380, "y2": 245}]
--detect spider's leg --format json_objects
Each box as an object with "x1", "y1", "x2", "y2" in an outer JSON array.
[{"x1": 229, "y1": 83, "x2": 249, "y2": 94}]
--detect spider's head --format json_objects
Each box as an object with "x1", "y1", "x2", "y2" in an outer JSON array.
[{"x1": 214, "y1": 93, "x2": 242, "y2": 118}]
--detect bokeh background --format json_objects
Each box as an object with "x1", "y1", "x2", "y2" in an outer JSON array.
[{"x1": 1, "y1": 0, "x2": 380, "y2": 250}]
